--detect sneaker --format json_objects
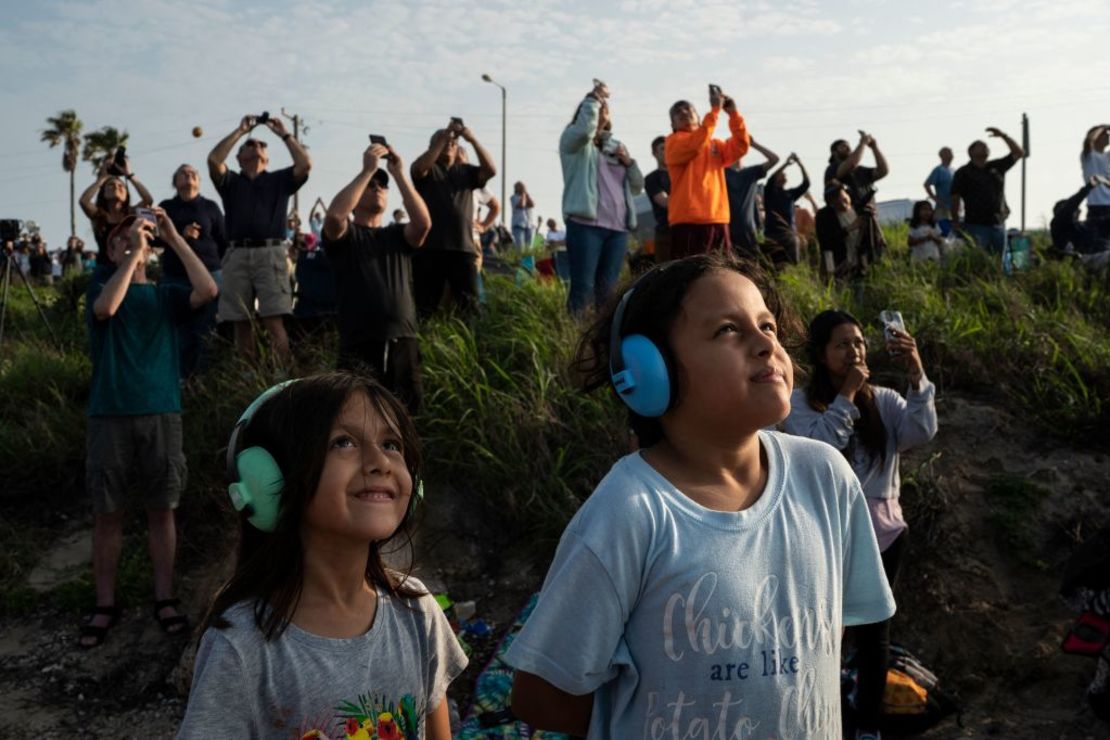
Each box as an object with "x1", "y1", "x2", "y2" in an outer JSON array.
[{"x1": 856, "y1": 732, "x2": 881, "y2": 740}]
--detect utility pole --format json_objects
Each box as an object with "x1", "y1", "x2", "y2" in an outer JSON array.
[
  {"x1": 482, "y1": 74, "x2": 507, "y2": 225},
  {"x1": 1021, "y1": 112, "x2": 1029, "y2": 233},
  {"x1": 281, "y1": 108, "x2": 301, "y2": 222}
]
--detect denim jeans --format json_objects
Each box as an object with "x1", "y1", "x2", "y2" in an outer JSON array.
[
  {"x1": 512, "y1": 226, "x2": 533, "y2": 249},
  {"x1": 565, "y1": 220, "x2": 628, "y2": 315},
  {"x1": 964, "y1": 223, "x2": 1006, "y2": 255}
]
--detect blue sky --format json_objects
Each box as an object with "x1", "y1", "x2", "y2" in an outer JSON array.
[{"x1": 2, "y1": 0, "x2": 1109, "y2": 246}]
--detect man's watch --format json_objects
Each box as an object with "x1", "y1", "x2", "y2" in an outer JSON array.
[{"x1": 282, "y1": 133, "x2": 292, "y2": 142}]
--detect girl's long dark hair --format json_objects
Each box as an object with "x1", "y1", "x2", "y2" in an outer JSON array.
[
  {"x1": 803, "y1": 310, "x2": 887, "y2": 467},
  {"x1": 573, "y1": 253, "x2": 802, "y2": 448},
  {"x1": 94, "y1": 176, "x2": 131, "y2": 215},
  {"x1": 199, "y1": 373, "x2": 425, "y2": 641},
  {"x1": 910, "y1": 200, "x2": 936, "y2": 228}
]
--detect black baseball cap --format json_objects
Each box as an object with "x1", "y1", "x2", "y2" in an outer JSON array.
[{"x1": 369, "y1": 169, "x2": 390, "y2": 189}]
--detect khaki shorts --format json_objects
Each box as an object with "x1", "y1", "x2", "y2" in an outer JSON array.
[
  {"x1": 86, "y1": 414, "x2": 186, "y2": 514},
  {"x1": 219, "y1": 245, "x2": 292, "y2": 321}
]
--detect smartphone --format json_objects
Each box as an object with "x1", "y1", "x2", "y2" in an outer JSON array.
[
  {"x1": 257, "y1": 111, "x2": 270, "y2": 125},
  {"x1": 709, "y1": 84, "x2": 722, "y2": 98},
  {"x1": 451, "y1": 116, "x2": 465, "y2": 127},
  {"x1": 135, "y1": 207, "x2": 159, "y2": 237},
  {"x1": 601, "y1": 137, "x2": 620, "y2": 156},
  {"x1": 369, "y1": 134, "x2": 391, "y2": 159},
  {"x1": 880, "y1": 310, "x2": 906, "y2": 354}
]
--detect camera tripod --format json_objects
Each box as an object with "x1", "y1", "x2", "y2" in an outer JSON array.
[{"x1": 0, "y1": 248, "x2": 61, "y2": 355}]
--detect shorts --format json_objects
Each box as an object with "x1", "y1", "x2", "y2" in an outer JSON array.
[
  {"x1": 86, "y1": 414, "x2": 186, "y2": 514},
  {"x1": 219, "y1": 245, "x2": 292, "y2": 321}
]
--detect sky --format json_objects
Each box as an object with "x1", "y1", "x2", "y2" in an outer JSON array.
[{"x1": 2, "y1": 0, "x2": 1109, "y2": 247}]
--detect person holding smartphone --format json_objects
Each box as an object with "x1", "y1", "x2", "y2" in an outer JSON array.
[
  {"x1": 558, "y1": 79, "x2": 644, "y2": 314},
  {"x1": 409, "y1": 118, "x2": 496, "y2": 317},
  {"x1": 664, "y1": 83, "x2": 750, "y2": 258},
  {"x1": 78, "y1": 153, "x2": 155, "y2": 275},
  {"x1": 206, "y1": 114, "x2": 312, "y2": 366},
  {"x1": 784, "y1": 309, "x2": 937, "y2": 740},
  {"x1": 322, "y1": 141, "x2": 432, "y2": 414}
]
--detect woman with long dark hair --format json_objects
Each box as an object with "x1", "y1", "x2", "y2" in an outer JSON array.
[
  {"x1": 79, "y1": 154, "x2": 154, "y2": 269},
  {"x1": 784, "y1": 309, "x2": 937, "y2": 740}
]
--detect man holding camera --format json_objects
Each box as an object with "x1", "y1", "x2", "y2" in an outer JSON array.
[
  {"x1": 207, "y1": 114, "x2": 311, "y2": 364},
  {"x1": 79, "y1": 210, "x2": 218, "y2": 649},
  {"x1": 826, "y1": 131, "x2": 889, "y2": 261},
  {"x1": 410, "y1": 119, "x2": 496, "y2": 316},
  {"x1": 322, "y1": 142, "x2": 432, "y2": 414},
  {"x1": 664, "y1": 85, "x2": 751, "y2": 258}
]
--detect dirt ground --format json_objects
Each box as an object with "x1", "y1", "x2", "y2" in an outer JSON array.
[{"x1": 1, "y1": 390, "x2": 1108, "y2": 738}]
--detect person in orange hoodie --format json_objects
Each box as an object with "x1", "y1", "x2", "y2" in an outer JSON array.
[{"x1": 664, "y1": 86, "x2": 750, "y2": 258}]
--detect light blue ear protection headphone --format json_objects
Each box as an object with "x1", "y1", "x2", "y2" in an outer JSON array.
[
  {"x1": 226, "y1": 380, "x2": 424, "y2": 533},
  {"x1": 609, "y1": 272, "x2": 673, "y2": 418}
]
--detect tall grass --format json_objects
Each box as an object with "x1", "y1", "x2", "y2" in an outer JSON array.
[{"x1": 2, "y1": 232, "x2": 1110, "y2": 603}]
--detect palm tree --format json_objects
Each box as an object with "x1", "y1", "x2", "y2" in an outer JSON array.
[
  {"x1": 82, "y1": 126, "x2": 130, "y2": 173},
  {"x1": 40, "y1": 110, "x2": 84, "y2": 238}
]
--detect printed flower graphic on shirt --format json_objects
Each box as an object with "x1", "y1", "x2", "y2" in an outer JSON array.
[
  {"x1": 335, "y1": 692, "x2": 423, "y2": 740},
  {"x1": 376, "y1": 712, "x2": 402, "y2": 740}
]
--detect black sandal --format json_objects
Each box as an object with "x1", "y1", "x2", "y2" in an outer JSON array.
[
  {"x1": 153, "y1": 598, "x2": 189, "y2": 636},
  {"x1": 78, "y1": 605, "x2": 121, "y2": 649}
]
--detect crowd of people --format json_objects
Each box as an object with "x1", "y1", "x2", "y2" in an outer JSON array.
[{"x1": 41, "y1": 88, "x2": 1109, "y2": 738}]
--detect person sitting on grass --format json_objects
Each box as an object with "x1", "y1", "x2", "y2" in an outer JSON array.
[
  {"x1": 178, "y1": 374, "x2": 466, "y2": 738},
  {"x1": 322, "y1": 142, "x2": 432, "y2": 415},
  {"x1": 907, "y1": 200, "x2": 946, "y2": 262},
  {"x1": 507, "y1": 254, "x2": 894, "y2": 738},
  {"x1": 784, "y1": 309, "x2": 938, "y2": 740},
  {"x1": 79, "y1": 211, "x2": 219, "y2": 649}
]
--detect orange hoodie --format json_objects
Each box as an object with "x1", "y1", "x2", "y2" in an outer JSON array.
[{"x1": 664, "y1": 108, "x2": 750, "y2": 225}]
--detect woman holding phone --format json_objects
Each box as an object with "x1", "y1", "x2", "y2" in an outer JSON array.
[
  {"x1": 558, "y1": 79, "x2": 644, "y2": 315},
  {"x1": 79, "y1": 152, "x2": 154, "y2": 271},
  {"x1": 783, "y1": 309, "x2": 938, "y2": 740}
]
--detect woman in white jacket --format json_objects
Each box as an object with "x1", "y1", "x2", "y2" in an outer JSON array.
[{"x1": 784, "y1": 309, "x2": 937, "y2": 740}]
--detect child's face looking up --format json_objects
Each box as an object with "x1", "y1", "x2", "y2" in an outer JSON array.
[
  {"x1": 665, "y1": 270, "x2": 793, "y2": 435},
  {"x1": 305, "y1": 390, "x2": 414, "y2": 544}
]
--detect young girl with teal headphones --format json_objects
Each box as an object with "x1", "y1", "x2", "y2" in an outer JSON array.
[
  {"x1": 178, "y1": 373, "x2": 465, "y2": 739},
  {"x1": 506, "y1": 253, "x2": 896, "y2": 738}
]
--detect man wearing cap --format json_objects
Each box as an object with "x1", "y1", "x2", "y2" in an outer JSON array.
[
  {"x1": 207, "y1": 114, "x2": 311, "y2": 364},
  {"x1": 322, "y1": 142, "x2": 432, "y2": 414},
  {"x1": 80, "y1": 211, "x2": 218, "y2": 648},
  {"x1": 410, "y1": 119, "x2": 496, "y2": 316}
]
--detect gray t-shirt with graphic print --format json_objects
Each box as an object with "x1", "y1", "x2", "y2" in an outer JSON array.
[
  {"x1": 177, "y1": 577, "x2": 466, "y2": 739},
  {"x1": 505, "y1": 431, "x2": 895, "y2": 740}
]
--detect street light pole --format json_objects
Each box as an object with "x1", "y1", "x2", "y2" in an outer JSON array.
[{"x1": 482, "y1": 73, "x2": 507, "y2": 225}]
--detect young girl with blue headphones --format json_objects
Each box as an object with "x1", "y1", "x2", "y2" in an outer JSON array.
[
  {"x1": 505, "y1": 253, "x2": 896, "y2": 738},
  {"x1": 178, "y1": 373, "x2": 465, "y2": 739}
]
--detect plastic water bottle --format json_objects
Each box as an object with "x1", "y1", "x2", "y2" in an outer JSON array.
[{"x1": 1002, "y1": 248, "x2": 1013, "y2": 276}]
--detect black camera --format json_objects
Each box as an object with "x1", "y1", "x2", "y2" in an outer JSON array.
[
  {"x1": 0, "y1": 219, "x2": 22, "y2": 243},
  {"x1": 257, "y1": 111, "x2": 270, "y2": 125}
]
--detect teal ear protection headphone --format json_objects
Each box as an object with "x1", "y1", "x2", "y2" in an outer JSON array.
[
  {"x1": 226, "y1": 379, "x2": 424, "y2": 533},
  {"x1": 609, "y1": 269, "x2": 674, "y2": 418}
]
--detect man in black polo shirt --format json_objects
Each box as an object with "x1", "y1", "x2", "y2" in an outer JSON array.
[
  {"x1": 158, "y1": 163, "x2": 226, "y2": 378},
  {"x1": 206, "y1": 114, "x2": 311, "y2": 364},
  {"x1": 410, "y1": 119, "x2": 496, "y2": 316},
  {"x1": 322, "y1": 142, "x2": 432, "y2": 414},
  {"x1": 950, "y1": 127, "x2": 1025, "y2": 255},
  {"x1": 644, "y1": 135, "x2": 671, "y2": 263}
]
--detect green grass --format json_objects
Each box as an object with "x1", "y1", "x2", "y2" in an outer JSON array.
[{"x1": 2, "y1": 231, "x2": 1110, "y2": 607}]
